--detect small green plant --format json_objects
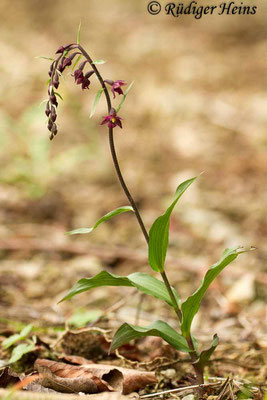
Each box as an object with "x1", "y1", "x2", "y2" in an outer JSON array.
[
  {"x1": 42, "y1": 28, "x2": 253, "y2": 395},
  {"x1": 1, "y1": 324, "x2": 36, "y2": 365}
]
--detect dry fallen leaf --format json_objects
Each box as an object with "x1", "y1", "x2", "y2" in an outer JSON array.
[
  {"x1": 35, "y1": 358, "x2": 157, "y2": 394},
  {"x1": 35, "y1": 359, "x2": 120, "y2": 393},
  {"x1": 0, "y1": 367, "x2": 20, "y2": 387},
  {"x1": 80, "y1": 363, "x2": 158, "y2": 394},
  {"x1": 0, "y1": 389, "x2": 138, "y2": 400}
]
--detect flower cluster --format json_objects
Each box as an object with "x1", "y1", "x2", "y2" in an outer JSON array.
[
  {"x1": 45, "y1": 44, "x2": 126, "y2": 139},
  {"x1": 74, "y1": 61, "x2": 95, "y2": 90}
]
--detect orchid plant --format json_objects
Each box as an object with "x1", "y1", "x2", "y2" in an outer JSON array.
[{"x1": 42, "y1": 29, "x2": 253, "y2": 395}]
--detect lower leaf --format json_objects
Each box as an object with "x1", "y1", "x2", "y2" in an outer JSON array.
[
  {"x1": 196, "y1": 334, "x2": 219, "y2": 369},
  {"x1": 110, "y1": 320, "x2": 190, "y2": 353}
]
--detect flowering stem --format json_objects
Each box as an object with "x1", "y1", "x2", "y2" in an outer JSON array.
[{"x1": 77, "y1": 45, "x2": 149, "y2": 244}]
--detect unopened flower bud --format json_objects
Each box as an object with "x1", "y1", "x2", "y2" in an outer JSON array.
[
  {"x1": 55, "y1": 43, "x2": 74, "y2": 54},
  {"x1": 45, "y1": 101, "x2": 51, "y2": 117},
  {"x1": 52, "y1": 124, "x2": 57, "y2": 135},
  {"x1": 51, "y1": 106, "x2": 57, "y2": 122},
  {"x1": 48, "y1": 62, "x2": 55, "y2": 78},
  {"x1": 50, "y1": 94, "x2": 57, "y2": 105},
  {"x1": 47, "y1": 119, "x2": 53, "y2": 131},
  {"x1": 104, "y1": 79, "x2": 114, "y2": 86},
  {"x1": 53, "y1": 72, "x2": 59, "y2": 89},
  {"x1": 78, "y1": 60, "x2": 88, "y2": 71},
  {"x1": 84, "y1": 70, "x2": 95, "y2": 79}
]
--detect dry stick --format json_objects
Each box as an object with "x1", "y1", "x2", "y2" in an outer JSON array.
[
  {"x1": 77, "y1": 44, "x2": 203, "y2": 387},
  {"x1": 140, "y1": 382, "x2": 221, "y2": 399}
]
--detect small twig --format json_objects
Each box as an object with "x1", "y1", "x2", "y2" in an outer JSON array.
[
  {"x1": 216, "y1": 377, "x2": 230, "y2": 400},
  {"x1": 140, "y1": 382, "x2": 221, "y2": 399}
]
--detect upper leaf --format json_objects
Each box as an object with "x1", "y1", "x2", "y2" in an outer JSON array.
[
  {"x1": 90, "y1": 89, "x2": 104, "y2": 118},
  {"x1": 66, "y1": 206, "x2": 134, "y2": 235},
  {"x1": 148, "y1": 177, "x2": 197, "y2": 272},
  {"x1": 59, "y1": 271, "x2": 180, "y2": 307},
  {"x1": 181, "y1": 247, "x2": 254, "y2": 336},
  {"x1": 116, "y1": 81, "x2": 135, "y2": 113},
  {"x1": 77, "y1": 21, "x2": 81, "y2": 45},
  {"x1": 92, "y1": 60, "x2": 106, "y2": 65},
  {"x1": 110, "y1": 320, "x2": 190, "y2": 353}
]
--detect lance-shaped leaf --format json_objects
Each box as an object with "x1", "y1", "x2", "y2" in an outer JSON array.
[
  {"x1": 116, "y1": 81, "x2": 134, "y2": 112},
  {"x1": 181, "y1": 247, "x2": 254, "y2": 336},
  {"x1": 110, "y1": 320, "x2": 190, "y2": 353},
  {"x1": 92, "y1": 60, "x2": 106, "y2": 65},
  {"x1": 149, "y1": 177, "x2": 197, "y2": 272},
  {"x1": 77, "y1": 21, "x2": 81, "y2": 45},
  {"x1": 66, "y1": 206, "x2": 134, "y2": 235},
  {"x1": 90, "y1": 89, "x2": 104, "y2": 118},
  {"x1": 60, "y1": 271, "x2": 180, "y2": 307},
  {"x1": 196, "y1": 334, "x2": 218, "y2": 369}
]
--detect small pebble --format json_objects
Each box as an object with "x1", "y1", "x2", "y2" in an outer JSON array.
[
  {"x1": 182, "y1": 395, "x2": 195, "y2": 400},
  {"x1": 160, "y1": 368, "x2": 177, "y2": 379}
]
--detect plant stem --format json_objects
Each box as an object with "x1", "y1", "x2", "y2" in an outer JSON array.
[{"x1": 161, "y1": 271, "x2": 182, "y2": 322}]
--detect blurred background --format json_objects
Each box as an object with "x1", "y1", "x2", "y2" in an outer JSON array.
[{"x1": 0, "y1": 0, "x2": 266, "y2": 377}]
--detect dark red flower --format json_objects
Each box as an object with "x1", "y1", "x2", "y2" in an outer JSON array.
[
  {"x1": 105, "y1": 80, "x2": 126, "y2": 99},
  {"x1": 101, "y1": 108, "x2": 122, "y2": 129},
  {"x1": 74, "y1": 69, "x2": 83, "y2": 82},
  {"x1": 81, "y1": 77, "x2": 90, "y2": 90}
]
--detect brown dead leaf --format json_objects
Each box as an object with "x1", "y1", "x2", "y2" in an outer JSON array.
[
  {"x1": 35, "y1": 359, "x2": 157, "y2": 394},
  {"x1": 35, "y1": 359, "x2": 121, "y2": 393},
  {"x1": 82, "y1": 364, "x2": 158, "y2": 395},
  {"x1": 0, "y1": 367, "x2": 20, "y2": 387},
  {"x1": 0, "y1": 388, "x2": 138, "y2": 399}
]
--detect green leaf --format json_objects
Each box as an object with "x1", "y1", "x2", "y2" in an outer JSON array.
[
  {"x1": 149, "y1": 177, "x2": 197, "y2": 272},
  {"x1": 92, "y1": 60, "x2": 106, "y2": 65},
  {"x1": 90, "y1": 89, "x2": 104, "y2": 118},
  {"x1": 35, "y1": 56, "x2": 55, "y2": 61},
  {"x1": 181, "y1": 247, "x2": 254, "y2": 336},
  {"x1": 66, "y1": 206, "x2": 134, "y2": 235},
  {"x1": 8, "y1": 342, "x2": 35, "y2": 364},
  {"x1": 128, "y1": 272, "x2": 181, "y2": 307},
  {"x1": 60, "y1": 271, "x2": 180, "y2": 307},
  {"x1": 116, "y1": 81, "x2": 134, "y2": 113},
  {"x1": 110, "y1": 320, "x2": 190, "y2": 353},
  {"x1": 72, "y1": 54, "x2": 82, "y2": 71},
  {"x1": 197, "y1": 334, "x2": 218, "y2": 368},
  {"x1": 237, "y1": 385, "x2": 254, "y2": 399},
  {"x1": 62, "y1": 50, "x2": 69, "y2": 58},
  {"x1": 2, "y1": 324, "x2": 33, "y2": 350},
  {"x1": 77, "y1": 21, "x2": 81, "y2": 45},
  {"x1": 54, "y1": 92, "x2": 63, "y2": 101}
]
